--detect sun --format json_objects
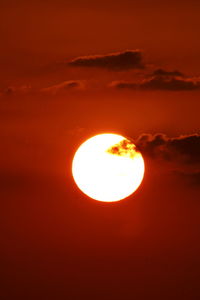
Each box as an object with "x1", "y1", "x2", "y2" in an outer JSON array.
[{"x1": 72, "y1": 133, "x2": 145, "y2": 202}]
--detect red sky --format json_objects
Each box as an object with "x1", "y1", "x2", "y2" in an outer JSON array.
[{"x1": 1, "y1": 1, "x2": 200, "y2": 299}]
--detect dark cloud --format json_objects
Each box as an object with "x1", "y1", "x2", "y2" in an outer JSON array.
[
  {"x1": 1, "y1": 81, "x2": 86, "y2": 97},
  {"x1": 68, "y1": 50, "x2": 144, "y2": 71},
  {"x1": 40, "y1": 80, "x2": 85, "y2": 94},
  {"x1": 110, "y1": 69, "x2": 200, "y2": 91},
  {"x1": 152, "y1": 68, "x2": 184, "y2": 77},
  {"x1": 141, "y1": 76, "x2": 200, "y2": 91},
  {"x1": 135, "y1": 133, "x2": 200, "y2": 165}
]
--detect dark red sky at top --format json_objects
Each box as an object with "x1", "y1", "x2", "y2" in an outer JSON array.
[
  {"x1": 0, "y1": 1, "x2": 200, "y2": 299},
  {"x1": 1, "y1": 0, "x2": 200, "y2": 81}
]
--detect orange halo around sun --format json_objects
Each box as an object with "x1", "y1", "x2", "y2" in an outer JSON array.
[{"x1": 72, "y1": 133, "x2": 145, "y2": 202}]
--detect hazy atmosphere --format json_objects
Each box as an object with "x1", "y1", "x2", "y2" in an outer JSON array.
[{"x1": 1, "y1": 1, "x2": 200, "y2": 299}]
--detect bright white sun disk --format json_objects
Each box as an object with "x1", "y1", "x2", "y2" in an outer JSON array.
[{"x1": 72, "y1": 133, "x2": 144, "y2": 202}]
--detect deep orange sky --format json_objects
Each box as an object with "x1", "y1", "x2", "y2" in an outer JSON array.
[
  {"x1": 1, "y1": 0, "x2": 200, "y2": 82},
  {"x1": 1, "y1": 1, "x2": 200, "y2": 299}
]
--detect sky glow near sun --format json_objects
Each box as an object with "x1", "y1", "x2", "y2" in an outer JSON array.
[{"x1": 72, "y1": 133, "x2": 145, "y2": 202}]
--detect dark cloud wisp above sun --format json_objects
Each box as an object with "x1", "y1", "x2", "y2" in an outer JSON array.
[
  {"x1": 110, "y1": 69, "x2": 200, "y2": 91},
  {"x1": 68, "y1": 50, "x2": 144, "y2": 71},
  {"x1": 152, "y1": 69, "x2": 184, "y2": 77},
  {"x1": 40, "y1": 80, "x2": 85, "y2": 94}
]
